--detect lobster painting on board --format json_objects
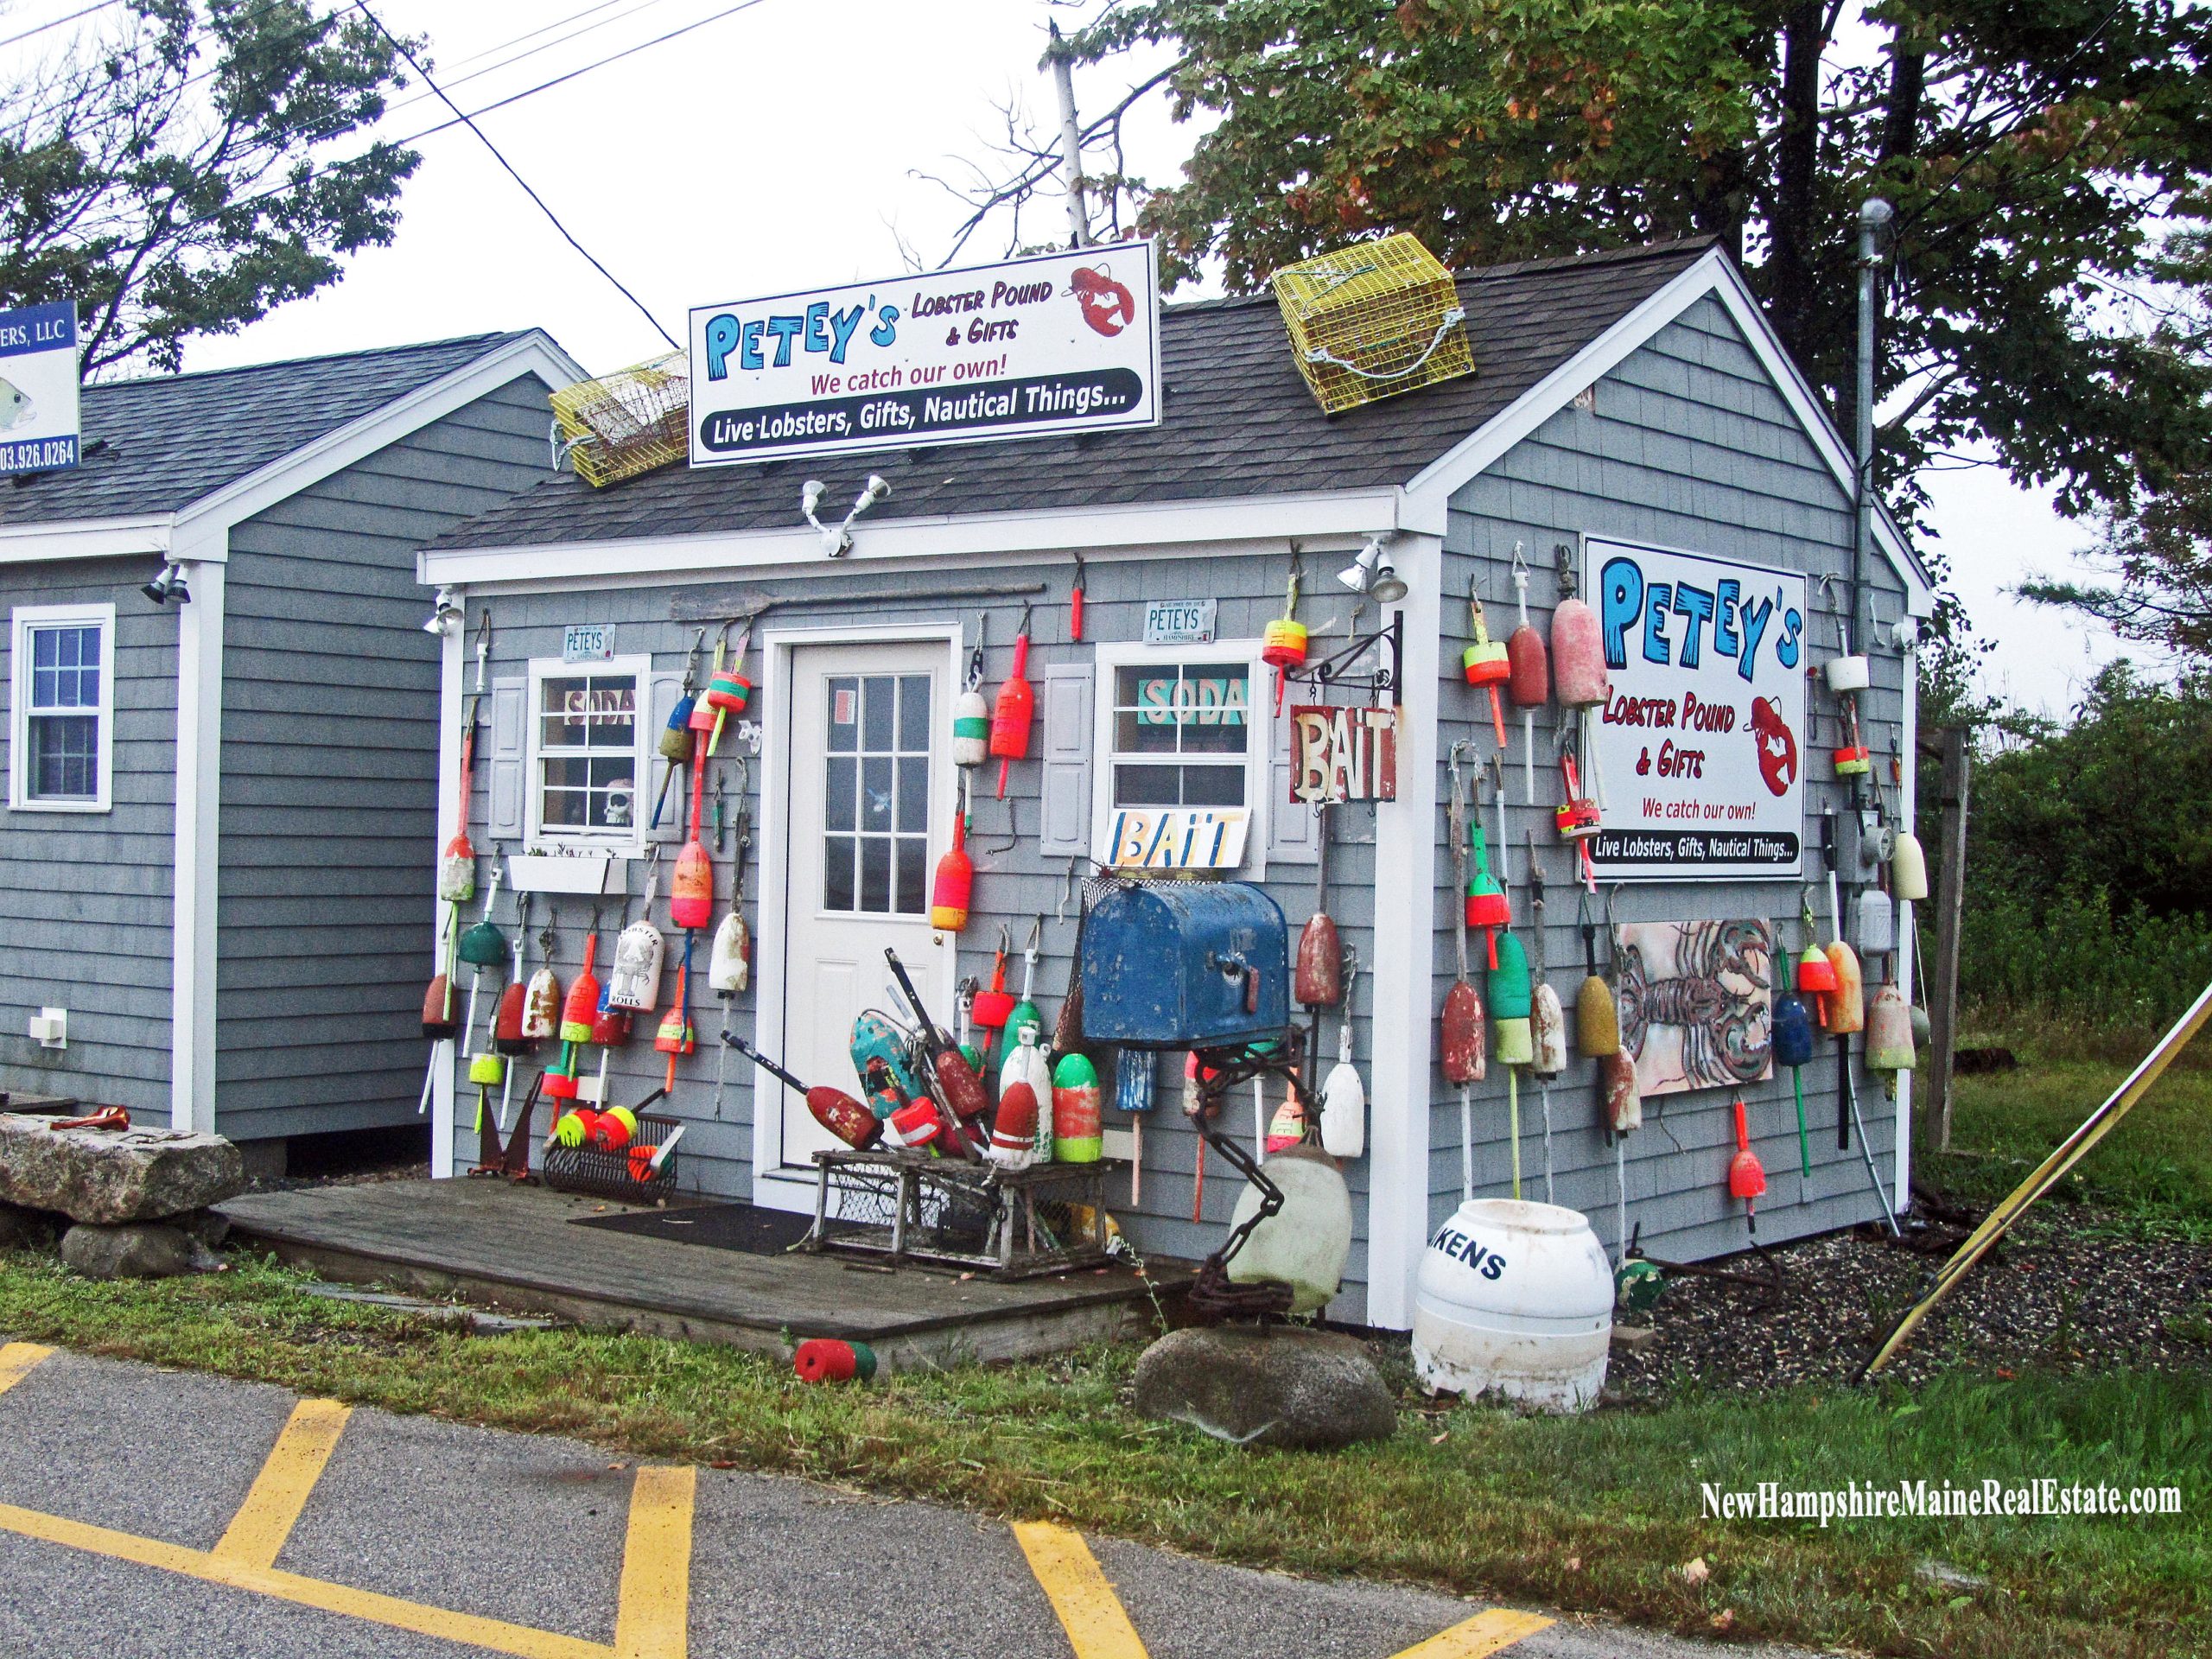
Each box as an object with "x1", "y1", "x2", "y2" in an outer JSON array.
[{"x1": 1617, "y1": 918, "x2": 1775, "y2": 1097}]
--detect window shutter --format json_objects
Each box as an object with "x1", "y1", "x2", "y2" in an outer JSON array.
[
  {"x1": 487, "y1": 676, "x2": 527, "y2": 842},
  {"x1": 1266, "y1": 696, "x2": 1318, "y2": 865},
  {"x1": 646, "y1": 671, "x2": 686, "y2": 844},
  {"x1": 1038, "y1": 661, "x2": 1094, "y2": 857}
]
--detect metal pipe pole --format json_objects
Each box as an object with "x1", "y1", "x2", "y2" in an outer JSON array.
[
  {"x1": 1047, "y1": 21, "x2": 1091, "y2": 250},
  {"x1": 1853, "y1": 198, "x2": 1893, "y2": 659}
]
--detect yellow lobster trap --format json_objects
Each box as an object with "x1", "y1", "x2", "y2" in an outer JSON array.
[
  {"x1": 550, "y1": 351, "x2": 689, "y2": 488},
  {"x1": 1270, "y1": 234, "x2": 1473, "y2": 416}
]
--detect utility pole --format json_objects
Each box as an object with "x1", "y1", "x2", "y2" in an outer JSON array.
[
  {"x1": 1046, "y1": 21, "x2": 1091, "y2": 250},
  {"x1": 1924, "y1": 722, "x2": 1971, "y2": 1153}
]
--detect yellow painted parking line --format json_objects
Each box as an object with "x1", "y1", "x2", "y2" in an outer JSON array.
[
  {"x1": 0, "y1": 1342, "x2": 54, "y2": 1395},
  {"x1": 1390, "y1": 1607, "x2": 1555, "y2": 1658},
  {"x1": 213, "y1": 1398, "x2": 353, "y2": 1568},
  {"x1": 1013, "y1": 1520, "x2": 1149, "y2": 1659},
  {"x1": 0, "y1": 1498, "x2": 612, "y2": 1659},
  {"x1": 613, "y1": 1465, "x2": 695, "y2": 1659}
]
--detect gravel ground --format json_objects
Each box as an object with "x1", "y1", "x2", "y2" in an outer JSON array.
[{"x1": 1606, "y1": 1203, "x2": 2212, "y2": 1396}]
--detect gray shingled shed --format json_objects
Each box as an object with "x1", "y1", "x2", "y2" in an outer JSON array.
[
  {"x1": 418, "y1": 241, "x2": 1934, "y2": 1329},
  {"x1": 0, "y1": 329, "x2": 580, "y2": 1153}
]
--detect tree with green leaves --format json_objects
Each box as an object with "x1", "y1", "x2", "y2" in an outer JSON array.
[
  {"x1": 2019, "y1": 476, "x2": 2212, "y2": 665},
  {"x1": 0, "y1": 0, "x2": 421, "y2": 378},
  {"x1": 1064, "y1": 0, "x2": 2212, "y2": 532}
]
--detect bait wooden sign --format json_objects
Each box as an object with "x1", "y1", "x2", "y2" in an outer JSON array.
[{"x1": 1288, "y1": 705, "x2": 1400, "y2": 804}]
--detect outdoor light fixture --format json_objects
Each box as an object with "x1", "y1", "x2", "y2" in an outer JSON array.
[
  {"x1": 142, "y1": 563, "x2": 190, "y2": 606},
  {"x1": 801, "y1": 474, "x2": 891, "y2": 557},
  {"x1": 1338, "y1": 537, "x2": 1408, "y2": 604},
  {"x1": 423, "y1": 586, "x2": 463, "y2": 635}
]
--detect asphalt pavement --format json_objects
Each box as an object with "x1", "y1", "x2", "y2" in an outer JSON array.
[{"x1": 0, "y1": 1341, "x2": 1812, "y2": 1659}]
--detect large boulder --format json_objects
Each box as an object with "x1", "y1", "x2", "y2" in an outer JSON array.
[
  {"x1": 60, "y1": 1222, "x2": 222, "y2": 1281},
  {"x1": 0, "y1": 1114, "x2": 244, "y2": 1225},
  {"x1": 1133, "y1": 1325, "x2": 1398, "y2": 1449}
]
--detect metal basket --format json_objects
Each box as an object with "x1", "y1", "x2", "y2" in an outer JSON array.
[
  {"x1": 542, "y1": 1110, "x2": 681, "y2": 1202},
  {"x1": 550, "y1": 352, "x2": 689, "y2": 488},
  {"x1": 1270, "y1": 233, "x2": 1473, "y2": 416}
]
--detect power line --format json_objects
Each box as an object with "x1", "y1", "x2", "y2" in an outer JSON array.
[
  {"x1": 438, "y1": 0, "x2": 628, "y2": 74},
  {"x1": 0, "y1": 1, "x2": 119, "y2": 52},
  {"x1": 377, "y1": 0, "x2": 680, "y2": 126},
  {"x1": 383, "y1": 0, "x2": 769, "y2": 142},
  {"x1": 199, "y1": 0, "x2": 772, "y2": 233},
  {"x1": 353, "y1": 0, "x2": 680, "y2": 350}
]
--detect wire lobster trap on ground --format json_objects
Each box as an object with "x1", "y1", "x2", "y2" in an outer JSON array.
[
  {"x1": 805, "y1": 1147, "x2": 1120, "y2": 1277},
  {"x1": 1270, "y1": 233, "x2": 1474, "y2": 416},
  {"x1": 550, "y1": 351, "x2": 689, "y2": 487}
]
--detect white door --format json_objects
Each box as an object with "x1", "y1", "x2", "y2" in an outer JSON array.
[{"x1": 779, "y1": 643, "x2": 950, "y2": 1171}]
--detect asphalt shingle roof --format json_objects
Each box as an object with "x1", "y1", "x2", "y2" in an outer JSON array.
[
  {"x1": 429, "y1": 239, "x2": 1714, "y2": 552},
  {"x1": 0, "y1": 331, "x2": 532, "y2": 525}
]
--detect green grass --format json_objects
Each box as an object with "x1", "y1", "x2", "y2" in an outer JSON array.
[
  {"x1": 1923, "y1": 1015, "x2": 2212, "y2": 1225},
  {"x1": 1, "y1": 1253, "x2": 2204, "y2": 1659}
]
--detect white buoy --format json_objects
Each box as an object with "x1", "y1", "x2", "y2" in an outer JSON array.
[{"x1": 1412, "y1": 1198, "x2": 1614, "y2": 1413}]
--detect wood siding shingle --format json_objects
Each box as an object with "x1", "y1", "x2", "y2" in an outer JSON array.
[{"x1": 213, "y1": 376, "x2": 556, "y2": 1140}]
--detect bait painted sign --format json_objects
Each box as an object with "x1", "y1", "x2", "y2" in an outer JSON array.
[
  {"x1": 0, "y1": 302, "x2": 79, "y2": 477},
  {"x1": 1104, "y1": 806, "x2": 1250, "y2": 871},
  {"x1": 1586, "y1": 537, "x2": 1806, "y2": 880},
  {"x1": 1287, "y1": 704, "x2": 1399, "y2": 804},
  {"x1": 688, "y1": 244, "x2": 1160, "y2": 467}
]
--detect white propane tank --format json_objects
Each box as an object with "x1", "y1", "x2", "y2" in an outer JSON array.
[
  {"x1": 1412, "y1": 1198, "x2": 1613, "y2": 1413},
  {"x1": 1226, "y1": 1145, "x2": 1353, "y2": 1315}
]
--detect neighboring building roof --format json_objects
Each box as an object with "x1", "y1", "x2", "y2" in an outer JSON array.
[
  {"x1": 428, "y1": 240, "x2": 1715, "y2": 552},
  {"x1": 0, "y1": 332, "x2": 537, "y2": 526}
]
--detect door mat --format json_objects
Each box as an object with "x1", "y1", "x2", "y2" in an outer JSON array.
[{"x1": 569, "y1": 1202, "x2": 817, "y2": 1256}]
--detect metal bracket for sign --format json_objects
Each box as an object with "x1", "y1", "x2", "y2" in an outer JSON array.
[{"x1": 1285, "y1": 610, "x2": 1402, "y2": 696}]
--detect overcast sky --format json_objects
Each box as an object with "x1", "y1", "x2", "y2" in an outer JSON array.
[{"x1": 5, "y1": 0, "x2": 2147, "y2": 715}]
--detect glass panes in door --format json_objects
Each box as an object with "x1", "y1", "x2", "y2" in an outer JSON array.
[{"x1": 821, "y1": 671, "x2": 931, "y2": 914}]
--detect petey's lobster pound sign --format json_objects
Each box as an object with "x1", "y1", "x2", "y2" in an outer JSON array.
[
  {"x1": 689, "y1": 245, "x2": 1160, "y2": 467},
  {"x1": 1584, "y1": 537, "x2": 1808, "y2": 880}
]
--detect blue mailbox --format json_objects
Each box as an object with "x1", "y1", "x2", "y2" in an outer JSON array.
[{"x1": 1080, "y1": 881, "x2": 1289, "y2": 1049}]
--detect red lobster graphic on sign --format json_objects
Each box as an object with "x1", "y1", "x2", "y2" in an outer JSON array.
[
  {"x1": 1748, "y1": 696, "x2": 1798, "y2": 797},
  {"x1": 1067, "y1": 264, "x2": 1135, "y2": 337}
]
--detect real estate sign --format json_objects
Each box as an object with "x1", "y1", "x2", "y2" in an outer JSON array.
[
  {"x1": 1586, "y1": 537, "x2": 1807, "y2": 880},
  {"x1": 688, "y1": 244, "x2": 1160, "y2": 467},
  {"x1": 0, "y1": 302, "x2": 79, "y2": 477}
]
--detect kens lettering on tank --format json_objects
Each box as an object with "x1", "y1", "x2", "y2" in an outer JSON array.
[{"x1": 1427, "y1": 1227, "x2": 1508, "y2": 1281}]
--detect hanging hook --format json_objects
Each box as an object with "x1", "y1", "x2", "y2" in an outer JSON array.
[
  {"x1": 1058, "y1": 859, "x2": 1079, "y2": 923},
  {"x1": 985, "y1": 796, "x2": 1020, "y2": 855},
  {"x1": 966, "y1": 612, "x2": 988, "y2": 690},
  {"x1": 1015, "y1": 599, "x2": 1033, "y2": 641},
  {"x1": 1526, "y1": 830, "x2": 1545, "y2": 906},
  {"x1": 1022, "y1": 914, "x2": 1043, "y2": 957}
]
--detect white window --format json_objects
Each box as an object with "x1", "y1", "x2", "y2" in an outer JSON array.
[
  {"x1": 525, "y1": 655, "x2": 651, "y2": 853},
  {"x1": 10, "y1": 603, "x2": 114, "y2": 813},
  {"x1": 1090, "y1": 639, "x2": 1271, "y2": 868}
]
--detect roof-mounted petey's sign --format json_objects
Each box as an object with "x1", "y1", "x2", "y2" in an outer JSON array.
[{"x1": 688, "y1": 244, "x2": 1160, "y2": 468}]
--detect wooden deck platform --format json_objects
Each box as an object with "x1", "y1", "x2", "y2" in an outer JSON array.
[{"x1": 219, "y1": 1179, "x2": 1187, "y2": 1369}]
